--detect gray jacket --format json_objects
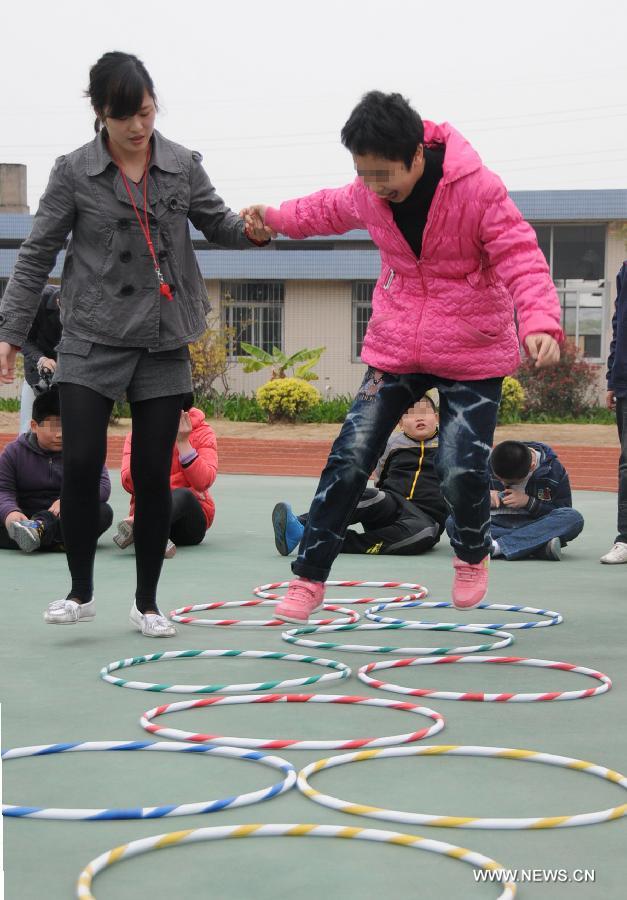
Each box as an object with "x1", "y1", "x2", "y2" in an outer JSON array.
[{"x1": 0, "y1": 130, "x2": 256, "y2": 352}]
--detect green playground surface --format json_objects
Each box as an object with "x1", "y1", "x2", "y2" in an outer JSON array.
[{"x1": 2, "y1": 475, "x2": 627, "y2": 899}]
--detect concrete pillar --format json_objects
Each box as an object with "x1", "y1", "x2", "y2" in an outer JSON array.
[{"x1": 0, "y1": 164, "x2": 29, "y2": 213}]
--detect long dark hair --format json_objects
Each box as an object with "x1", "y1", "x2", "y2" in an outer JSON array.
[{"x1": 85, "y1": 51, "x2": 157, "y2": 133}]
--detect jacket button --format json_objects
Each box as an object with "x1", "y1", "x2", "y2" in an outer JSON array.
[
  {"x1": 118, "y1": 219, "x2": 131, "y2": 229},
  {"x1": 0, "y1": 314, "x2": 5, "y2": 324},
  {"x1": 169, "y1": 197, "x2": 178, "y2": 210},
  {"x1": 120, "y1": 285, "x2": 135, "y2": 296},
  {"x1": 158, "y1": 251, "x2": 167, "y2": 261},
  {"x1": 119, "y1": 251, "x2": 132, "y2": 263}
]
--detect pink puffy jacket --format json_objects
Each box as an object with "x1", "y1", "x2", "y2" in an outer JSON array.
[{"x1": 265, "y1": 121, "x2": 563, "y2": 380}]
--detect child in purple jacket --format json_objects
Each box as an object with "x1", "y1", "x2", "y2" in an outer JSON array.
[
  {"x1": 0, "y1": 388, "x2": 112, "y2": 553},
  {"x1": 242, "y1": 91, "x2": 563, "y2": 620}
]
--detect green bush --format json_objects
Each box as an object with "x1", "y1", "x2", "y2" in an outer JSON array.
[
  {"x1": 256, "y1": 377, "x2": 321, "y2": 422},
  {"x1": 0, "y1": 397, "x2": 20, "y2": 413},
  {"x1": 517, "y1": 340, "x2": 598, "y2": 419},
  {"x1": 300, "y1": 394, "x2": 353, "y2": 423},
  {"x1": 498, "y1": 376, "x2": 525, "y2": 424}
]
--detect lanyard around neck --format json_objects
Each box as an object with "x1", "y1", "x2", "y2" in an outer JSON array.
[{"x1": 112, "y1": 146, "x2": 173, "y2": 301}]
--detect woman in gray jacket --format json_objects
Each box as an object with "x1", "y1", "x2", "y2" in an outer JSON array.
[{"x1": 0, "y1": 51, "x2": 270, "y2": 636}]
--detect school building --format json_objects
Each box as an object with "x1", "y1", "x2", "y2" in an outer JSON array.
[{"x1": 1, "y1": 170, "x2": 626, "y2": 400}]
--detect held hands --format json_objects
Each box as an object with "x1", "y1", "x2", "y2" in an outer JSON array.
[
  {"x1": 239, "y1": 205, "x2": 277, "y2": 242},
  {"x1": 48, "y1": 499, "x2": 61, "y2": 517},
  {"x1": 0, "y1": 342, "x2": 18, "y2": 383},
  {"x1": 524, "y1": 333, "x2": 560, "y2": 369}
]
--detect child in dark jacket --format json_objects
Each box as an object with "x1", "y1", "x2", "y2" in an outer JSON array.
[
  {"x1": 0, "y1": 388, "x2": 112, "y2": 552},
  {"x1": 484, "y1": 440, "x2": 584, "y2": 561},
  {"x1": 273, "y1": 396, "x2": 446, "y2": 556}
]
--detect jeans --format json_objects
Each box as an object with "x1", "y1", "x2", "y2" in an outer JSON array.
[
  {"x1": 447, "y1": 507, "x2": 584, "y2": 560},
  {"x1": 616, "y1": 396, "x2": 627, "y2": 542},
  {"x1": 19, "y1": 381, "x2": 35, "y2": 434},
  {"x1": 292, "y1": 368, "x2": 502, "y2": 582}
]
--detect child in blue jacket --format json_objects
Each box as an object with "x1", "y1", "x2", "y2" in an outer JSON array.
[{"x1": 484, "y1": 440, "x2": 584, "y2": 561}]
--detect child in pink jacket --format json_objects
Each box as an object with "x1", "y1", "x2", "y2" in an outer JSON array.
[
  {"x1": 115, "y1": 406, "x2": 217, "y2": 558},
  {"x1": 242, "y1": 91, "x2": 562, "y2": 619}
]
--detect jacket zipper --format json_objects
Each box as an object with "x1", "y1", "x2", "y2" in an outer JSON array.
[
  {"x1": 407, "y1": 441, "x2": 425, "y2": 500},
  {"x1": 384, "y1": 268, "x2": 395, "y2": 290}
]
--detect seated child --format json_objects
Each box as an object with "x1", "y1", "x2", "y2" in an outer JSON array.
[
  {"x1": 0, "y1": 387, "x2": 113, "y2": 552},
  {"x1": 273, "y1": 396, "x2": 446, "y2": 556},
  {"x1": 114, "y1": 404, "x2": 218, "y2": 558},
  {"x1": 486, "y1": 439, "x2": 584, "y2": 560}
]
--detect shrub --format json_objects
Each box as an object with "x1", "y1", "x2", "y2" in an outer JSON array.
[
  {"x1": 498, "y1": 376, "x2": 525, "y2": 423},
  {"x1": 300, "y1": 394, "x2": 353, "y2": 423},
  {"x1": 256, "y1": 377, "x2": 321, "y2": 422},
  {"x1": 190, "y1": 316, "x2": 235, "y2": 397},
  {"x1": 517, "y1": 340, "x2": 598, "y2": 419}
]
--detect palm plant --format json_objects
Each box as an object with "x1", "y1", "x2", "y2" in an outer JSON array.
[{"x1": 238, "y1": 343, "x2": 326, "y2": 381}]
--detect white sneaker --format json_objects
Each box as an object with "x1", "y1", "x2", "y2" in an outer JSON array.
[
  {"x1": 600, "y1": 542, "x2": 627, "y2": 564},
  {"x1": 164, "y1": 539, "x2": 177, "y2": 559},
  {"x1": 129, "y1": 602, "x2": 177, "y2": 637},
  {"x1": 113, "y1": 520, "x2": 134, "y2": 550},
  {"x1": 44, "y1": 597, "x2": 95, "y2": 624}
]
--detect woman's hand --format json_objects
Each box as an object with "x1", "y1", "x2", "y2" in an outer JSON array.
[{"x1": 0, "y1": 342, "x2": 18, "y2": 383}]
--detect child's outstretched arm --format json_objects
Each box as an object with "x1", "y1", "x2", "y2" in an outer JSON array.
[
  {"x1": 479, "y1": 178, "x2": 563, "y2": 368},
  {"x1": 240, "y1": 181, "x2": 364, "y2": 240}
]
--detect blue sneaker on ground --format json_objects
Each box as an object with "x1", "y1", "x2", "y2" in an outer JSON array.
[{"x1": 272, "y1": 502, "x2": 305, "y2": 556}]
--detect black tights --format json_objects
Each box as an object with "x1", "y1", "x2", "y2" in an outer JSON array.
[{"x1": 59, "y1": 384, "x2": 183, "y2": 612}]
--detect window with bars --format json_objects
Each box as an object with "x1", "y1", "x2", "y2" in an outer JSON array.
[
  {"x1": 352, "y1": 281, "x2": 375, "y2": 361},
  {"x1": 222, "y1": 282, "x2": 284, "y2": 357},
  {"x1": 532, "y1": 224, "x2": 607, "y2": 361}
]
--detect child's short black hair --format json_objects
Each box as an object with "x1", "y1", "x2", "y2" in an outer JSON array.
[
  {"x1": 32, "y1": 386, "x2": 60, "y2": 424},
  {"x1": 341, "y1": 91, "x2": 424, "y2": 169},
  {"x1": 491, "y1": 441, "x2": 532, "y2": 481}
]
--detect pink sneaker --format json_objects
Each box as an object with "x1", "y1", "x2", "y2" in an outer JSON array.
[
  {"x1": 275, "y1": 577, "x2": 325, "y2": 624},
  {"x1": 452, "y1": 555, "x2": 489, "y2": 610}
]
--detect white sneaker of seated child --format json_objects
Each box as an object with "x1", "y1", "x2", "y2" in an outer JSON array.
[
  {"x1": 600, "y1": 541, "x2": 627, "y2": 564},
  {"x1": 129, "y1": 602, "x2": 177, "y2": 637}
]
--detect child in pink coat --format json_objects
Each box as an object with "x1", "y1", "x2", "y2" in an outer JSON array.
[{"x1": 242, "y1": 91, "x2": 562, "y2": 619}]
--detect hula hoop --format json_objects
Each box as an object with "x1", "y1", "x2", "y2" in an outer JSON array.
[
  {"x1": 254, "y1": 580, "x2": 428, "y2": 605},
  {"x1": 140, "y1": 692, "x2": 445, "y2": 751},
  {"x1": 298, "y1": 744, "x2": 627, "y2": 829},
  {"x1": 366, "y1": 600, "x2": 563, "y2": 630},
  {"x1": 2, "y1": 740, "x2": 296, "y2": 821},
  {"x1": 100, "y1": 649, "x2": 351, "y2": 694},
  {"x1": 281, "y1": 621, "x2": 515, "y2": 656},
  {"x1": 76, "y1": 823, "x2": 516, "y2": 900},
  {"x1": 358, "y1": 655, "x2": 612, "y2": 702},
  {"x1": 169, "y1": 599, "x2": 359, "y2": 627}
]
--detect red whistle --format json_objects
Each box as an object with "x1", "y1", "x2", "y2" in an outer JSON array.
[{"x1": 160, "y1": 283, "x2": 174, "y2": 301}]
